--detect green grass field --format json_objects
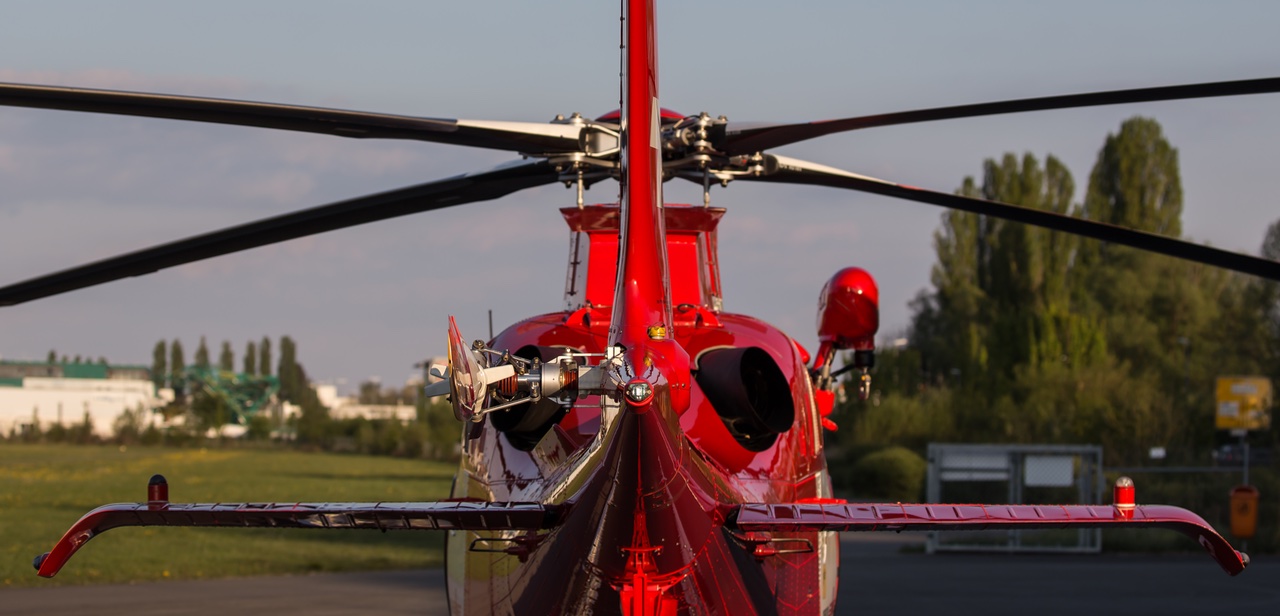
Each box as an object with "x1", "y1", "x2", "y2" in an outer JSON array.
[{"x1": 0, "y1": 444, "x2": 456, "y2": 588}]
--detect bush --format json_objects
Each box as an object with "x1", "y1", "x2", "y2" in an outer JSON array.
[
  {"x1": 140, "y1": 424, "x2": 163, "y2": 446},
  {"x1": 848, "y1": 446, "x2": 927, "y2": 502},
  {"x1": 113, "y1": 405, "x2": 147, "y2": 444},
  {"x1": 841, "y1": 389, "x2": 956, "y2": 450},
  {"x1": 246, "y1": 414, "x2": 273, "y2": 441}
]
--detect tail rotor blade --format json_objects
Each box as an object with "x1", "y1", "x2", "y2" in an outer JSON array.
[{"x1": 447, "y1": 316, "x2": 486, "y2": 422}]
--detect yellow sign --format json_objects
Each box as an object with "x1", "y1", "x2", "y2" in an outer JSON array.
[{"x1": 1215, "y1": 377, "x2": 1273, "y2": 431}]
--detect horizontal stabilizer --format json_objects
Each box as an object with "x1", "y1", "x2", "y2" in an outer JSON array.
[
  {"x1": 35, "y1": 500, "x2": 561, "y2": 579},
  {"x1": 730, "y1": 502, "x2": 1247, "y2": 576}
]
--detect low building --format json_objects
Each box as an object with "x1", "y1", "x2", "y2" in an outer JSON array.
[
  {"x1": 328, "y1": 402, "x2": 417, "y2": 422},
  {"x1": 0, "y1": 360, "x2": 164, "y2": 438}
]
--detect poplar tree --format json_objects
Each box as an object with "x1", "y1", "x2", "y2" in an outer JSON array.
[
  {"x1": 1081, "y1": 117, "x2": 1183, "y2": 240},
  {"x1": 218, "y1": 341, "x2": 234, "y2": 372},
  {"x1": 278, "y1": 336, "x2": 299, "y2": 402},
  {"x1": 194, "y1": 337, "x2": 211, "y2": 369},
  {"x1": 151, "y1": 340, "x2": 167, "y2": 388},
  {"x1": 170, "y1": 339, "x2": 186, "y2": 397},
  {"x1": 244, "y1": 340, "x2": 257, "y2": 375},
  {"x1": 259, "y1": 337, "x2": 272, "y2": 377},
  {"x1": 914, "y1": 153, "x2": 1098, "y2": 390}
]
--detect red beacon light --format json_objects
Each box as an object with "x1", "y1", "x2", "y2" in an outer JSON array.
[
  {"x1": 816, "y1": 267, "x2": 879, "y2": 354},
  {"x1": 1114, "y1": 476, "x2": 1136, "y2": 519},
  {"x1": 147, "y1": 474, "x2": 169, "y2": 511},
  {"x1": 813, "y1": 267, "x2": 880, "y2": 412}
]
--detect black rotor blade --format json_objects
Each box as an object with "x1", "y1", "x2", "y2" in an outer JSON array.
[
  {"x1": 719, "y1": 77, "x2": 1280, "y2": 155},
  {"x1": 0, "y1": 159, "x2": 558, "y2": 306},
  {"x1": 741, "y1": 154, "x2": 1280, "y2": 282},
  {"x1": 0, "y1": 82, "x2": 584, "y2": 153}
]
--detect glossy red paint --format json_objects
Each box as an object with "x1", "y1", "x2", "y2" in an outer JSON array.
[
  {"x1": 146, "y1": 474, "x2": 168, "y2": 510},
  {"x1": 733, "y1": 502, "x2": 1249, "y2": 576},
  {"x1": 816, "y1": 267, "x2": 879, "y2": 352},
  {"x1": 594, "y1": 107, "x2": 686, "y2": 123},
  {"x1": 613, "y1": 0, "x2": 671, "y2": 350},
  {"x1": 452, "y1": 303, "x2": 829, "y2": 612},
  {"x1": 1115, "y1": 476, "x2": 1137, "y2": 519},
  {"x1": 561, "y1": 205, "x2": 725, "y2": 318}
]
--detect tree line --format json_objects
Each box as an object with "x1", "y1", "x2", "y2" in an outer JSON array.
[
  {"x1": 141, "y1": 335, "x2": 458, "y2": 460},
  {"x1": 837, "y1": 116, "x2": 1280, "y2": 468},
  {"x1": 42, "y1": 351, "x2": 109, "y2": 365}
]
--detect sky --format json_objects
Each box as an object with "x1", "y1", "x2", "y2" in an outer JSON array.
[{"x1": 1, "y1": 1, "x2": 1277, "y2": 393}]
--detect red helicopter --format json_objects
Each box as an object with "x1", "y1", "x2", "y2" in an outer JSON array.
[{"x1": 4, "y1": 1, "x2": 1278, "y2": 613}]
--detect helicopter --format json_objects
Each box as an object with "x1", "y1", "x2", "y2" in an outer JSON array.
[
  {"x1": 4, "y1": 1, "x2": 1278, "y2": 614},
  {"x1": 3, "y1": 1, "x2": 1277, "y2": 381}
]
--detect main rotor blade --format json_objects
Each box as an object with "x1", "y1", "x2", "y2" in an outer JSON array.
[
  {"x1": 0, "y1": 82, "x2": 584, "y2": 154},
  {"x1": 719, "y1": 77, "x2": 1280, "y2": 155},
  {"x1": 0, "y1": 159, "x2": 558, "y2": 306},
  {"x1": 740, "y1": 154, "x2": 1280, "y2": 282}
]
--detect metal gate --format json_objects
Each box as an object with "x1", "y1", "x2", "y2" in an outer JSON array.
[{"x1": 925, "y1": 443, "x2": 1104, "y2": 554}]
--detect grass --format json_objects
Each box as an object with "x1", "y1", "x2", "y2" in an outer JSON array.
[{"x1": 0, "y1": 444, "x2": 456, "y2": 588}]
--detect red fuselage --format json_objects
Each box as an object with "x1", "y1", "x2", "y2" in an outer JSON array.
[{"x1": 445, "y1": 204, "x2": 837, "y2": 614}]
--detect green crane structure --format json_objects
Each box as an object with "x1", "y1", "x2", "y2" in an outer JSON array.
[{"x1": 182, "y1": 366, "x2": 280, "y2": 425}]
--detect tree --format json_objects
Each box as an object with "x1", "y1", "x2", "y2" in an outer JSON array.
[
  {"x1": 151, "y1": 340, "x2": 167, "y2": 388},
  {"x1": 46, "y1": 350, "x2": 56, "y2": 364},
  {"x1": 1216, "y1": 218, "x2": 1280, "y2": 385},
  {"x1": 897, "y1": 118, "x2": 1219, "y2": 461},
  {"x1": 359, "y1": 380, "x2": 381, "y2": 404},
  {"x1": 1261, "y1": 220, "x2": 1280, "y2": 381},
  {"x1": 259, "y1": 337, "x2": 272, "y2": 377},
  {"x1": 218, "y1": 340, "x2": 234, "y2": 372},
  {"x1": 278, "y1": 336, "x2": 299, "y2": 402},
  {"x1": 1081, "y1": 117, "x2": 1183, "y2": 239},
  {"x1": 1263, "y1": 219, "x2": 1280, "y2": 262},
  {"x1": 170, "y1": 339, "x2": 186, "y2": 387},
  {"x1": 295, "y1": 365, "x2": 330, "y2": 446},
  {"x1": 913, "y1": 152, "x2": 1099, "y2": 392},
  {"x1": 1077, "y1": 117, "x2": 1233, "y2": 452},
  {"x1": 194, "y1": 337, "x2": 211, "y2": 369},
  {"x1": 191, "y1": 388, "x2": 230, "y2": 434},
  {"x1": 244, "y1": 340, "x2": 257, "y2": 375},
  {"x1": 1263, "y1": 220, "x2": 1280, "y2": 334}
]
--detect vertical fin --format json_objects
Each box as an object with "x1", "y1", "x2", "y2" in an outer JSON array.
[{"x1": 610, "y1": 0, "x2": 672, "y2": 348}]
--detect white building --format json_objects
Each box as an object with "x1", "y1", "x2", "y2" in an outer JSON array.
[
  {"x1": 0, "y1": 361, "x2": 165, "y2": 438},
  {"x1": 314, "y1": 378, "x2": 424, "y2": 423}
]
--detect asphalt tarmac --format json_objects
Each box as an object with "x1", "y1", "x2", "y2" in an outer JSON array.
[{"x1": 4, "y1": 535, "x2": 1277, "y2": 615}]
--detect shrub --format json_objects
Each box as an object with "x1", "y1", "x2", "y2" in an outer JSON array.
[{"x1": 849, "y1": 446, "x2": 927, "y2": 502}]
